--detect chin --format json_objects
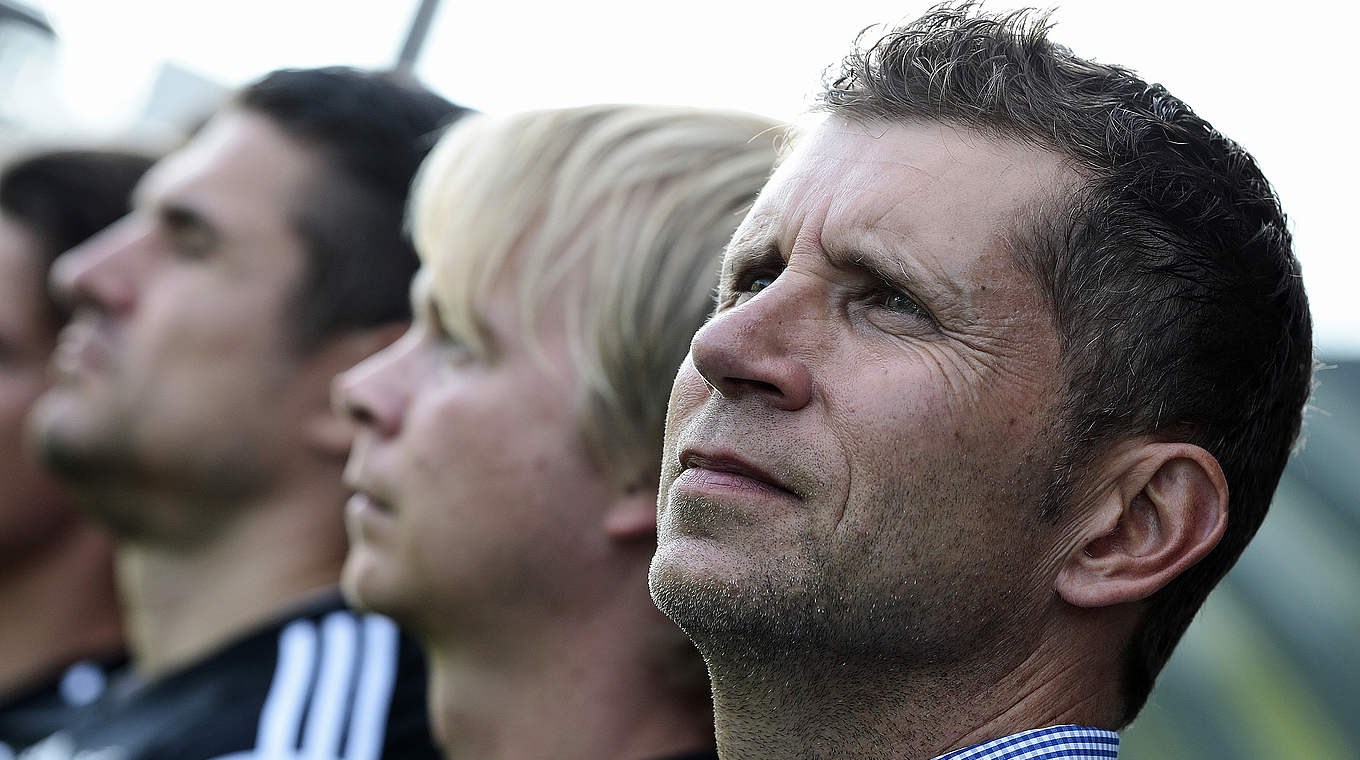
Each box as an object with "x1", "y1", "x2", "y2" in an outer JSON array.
[
  {"x1": 340, "y1": 548, "x2": 400, "y2": 618},
  {"x1": 648, "y1": 536, "x2": 746, "y2": 627},
  {"x1": 25, "y1": 392, "x2": 110, "y2": 482}
]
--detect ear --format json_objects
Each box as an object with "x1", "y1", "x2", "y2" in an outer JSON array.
[
  {"x1": 301, "y1": 322, "x2": 409, "y2": 460},
  {"x1": 602, "y1": 486, "x2": 660, "y2": 544},
  {"x1": 1056, "y1": 442, "x2": 1228, "y2": 608}
]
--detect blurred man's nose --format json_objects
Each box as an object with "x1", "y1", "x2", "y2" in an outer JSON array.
[{"x1": 50, "y1": 219, "x2": 144, "y2": 316}]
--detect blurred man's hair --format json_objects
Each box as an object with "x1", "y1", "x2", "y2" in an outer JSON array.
[
  {"x1": 0, "y1": 149, "x2": 155, "y2": 320},
  {"x1": 819, "y1": 1, "x2": 1311, "y2": 724},
  {"x1": 233, "y1": 67, "x2": 471, "y2": 349}
]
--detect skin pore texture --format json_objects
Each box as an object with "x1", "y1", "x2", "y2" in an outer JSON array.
[
  {"x1": 336, "y1": 270, "x2": 713, "y2": 759},
  {"x1": 650, "y1": 118, "x2": 1162, "y2": 759},
  {"x1": 0, "y1": 213, "x2": 120, "y2": 696},
  {"x1": 26, "y1": 111, "x2": 377, "y2": 679}
]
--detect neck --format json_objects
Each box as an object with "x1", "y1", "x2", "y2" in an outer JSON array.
[
  {"x1": 0, "y1": 523, "x2": 123, "y2": 697},
  {"x1": 705, "y1": 609, "x2": 1127, "y2": 760},
  {"x1": 424, "y1": 563, "x2": 713, "y2": 760},
  {"x1": 116, "y1": 480, "x2": 349, "y2": 679}
]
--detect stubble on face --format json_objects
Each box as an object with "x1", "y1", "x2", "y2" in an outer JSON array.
[
  {"x1": 650, "y1": 119, "x2": 1074, "y2": 682},
  {"x1": 25, "y1": 112, "x2": 317, "y2": 545}
]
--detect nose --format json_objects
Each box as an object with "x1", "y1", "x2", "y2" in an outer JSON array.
[
  {"x1": 49, "y1": 219, "x2": 143, "y2": 316},
  {"x1": 332, "y1": 332, "x2": 421, "y2": 438},
  {"x1": 688, "y1": 278, "x2": 816, "y2": 411}
]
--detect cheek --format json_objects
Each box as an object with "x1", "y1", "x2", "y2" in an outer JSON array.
[
  {"x1": 0, "y1": 368, "x2": 47, "y2": 430},
  {"x1": 664, "y1": 358, "x2": 710, "y2": 434}
]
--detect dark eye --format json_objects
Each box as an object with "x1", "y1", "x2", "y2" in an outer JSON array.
[
  {"x1": 170, "y1": 228, "x2": 214, "y2": 260},
  {"x1": 726, "y1": 273, "x2": 776, "y2": 309},
  {"x1": 433, "y1": 320, "x2": 464, "y2": 349},
  {"x1": 880, "y1": 292, "x2": 922, "y2": 315}
]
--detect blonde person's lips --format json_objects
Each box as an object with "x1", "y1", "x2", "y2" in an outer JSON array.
[{"x1": 345, "y1": 488, "x2": 398, "y2": 542}]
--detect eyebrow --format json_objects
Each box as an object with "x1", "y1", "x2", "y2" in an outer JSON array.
[
  {"x1": 722, "y1": 238, "x2": 783, "y2": 277},
  {"x1": 828, "y1": 226, "x2": 969, "y2": 306},
  {"x1": 156, "y1": 201, "x2": 220, "y2": 246}
]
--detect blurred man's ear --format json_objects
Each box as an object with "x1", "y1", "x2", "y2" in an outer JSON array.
[
  {"x1": 1055, "y1": 441, "x2": 1228, "y2": 608},
  {"x1": 603, "y1": 486, "x2": 660, "y2": 544},
  {"x1": 303, "y1": 321, "x2": 409, "y2": 460}
]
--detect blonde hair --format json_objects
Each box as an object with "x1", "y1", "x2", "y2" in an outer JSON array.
[{"x1": 409, "y1": 104, "x2": 782, "y2": 492}]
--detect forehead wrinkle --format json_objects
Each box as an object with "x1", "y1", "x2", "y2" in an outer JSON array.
[{"x1": 819, "y1": 190, "x2": 979, "y2": 324}]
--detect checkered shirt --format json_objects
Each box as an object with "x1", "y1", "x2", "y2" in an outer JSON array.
[{"x1": 933, "y1": 725, "x2": 1119, "y2": 760}]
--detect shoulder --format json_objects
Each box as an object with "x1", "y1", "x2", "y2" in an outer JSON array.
[
  {"x1": 252, "y1": 606, "x2": 439, "y2": 760},
  {"x1": 16, "y1": 601, "x2": 438, "y2": 760}
]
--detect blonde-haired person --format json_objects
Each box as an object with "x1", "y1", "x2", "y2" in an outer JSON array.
[{"x1": 333, "y1": 104, "x2": 781, "y2": 759}]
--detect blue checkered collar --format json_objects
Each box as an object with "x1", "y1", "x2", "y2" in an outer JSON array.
[{"x1": 933, "y1": 725, "x2": 1119, "y2": 760}]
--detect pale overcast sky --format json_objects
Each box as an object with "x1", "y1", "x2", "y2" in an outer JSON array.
[{"x1": 29, "y1": 0, "x2": 1358, "y2": 356}]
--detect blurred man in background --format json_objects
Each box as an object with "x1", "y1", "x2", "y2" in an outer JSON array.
[
  {"x1": 333, "y1": 105, "x2": 779, "y2": 759},
  {"x1": 24, "y1": 67, "x2": 467, "y2": 759},
  {"x1": 0, "y1": 149, "x2": 152, "y2": 756},
  {"x1": 649, "y1": 5, "x2": 1312, "y2": 759}
]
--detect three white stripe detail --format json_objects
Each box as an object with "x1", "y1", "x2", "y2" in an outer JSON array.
[
  {"x1": 256, "y1": 620, "x2": 319, "y2": 755},
  {"x1": 343, "y1": 616, "x2": 399, "y2": 760},
  {"x1": 251, "y1": 612, "x2": 402, "y2": 760},
  {"x1": 301, "y1": 613, "x2": 359, "y2": 760}
]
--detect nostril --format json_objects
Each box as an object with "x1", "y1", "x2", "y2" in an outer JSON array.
[
  {"x1": 731, "y1": 377, "x2": 781, "y2": 395},
  {"x1": 345, "y1": 403, "x2": 377, "y2": 428}
]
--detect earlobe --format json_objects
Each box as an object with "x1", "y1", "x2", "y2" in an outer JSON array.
[
  {"x1": 603, "y1": 487, "x2": 660, "y2": 543},
  {"x1": 1056, "y1": 443, "x2": 1228, "y2": 609}
]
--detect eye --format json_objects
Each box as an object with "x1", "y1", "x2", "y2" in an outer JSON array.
[
  {"x1": 724, "y1": 270, "x2": 780, "y2": 309},
  {"x1": 878, "y1": 291, "x2": 924, "y2": 316},
  {"x1": 432, "y1": 320, "x2": 465, "y2": 349},
  {"x1": 170, "y1": 228, "x2": 213, "y2": 259}
]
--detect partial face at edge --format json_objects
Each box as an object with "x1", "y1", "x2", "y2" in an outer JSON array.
[
  {"x1": 0, "y1": 213, "x2": 77, "y2": 558},
  {"x1": 649, "y1": 118, "x2": 1077, "y2": 667},
  {"x1": 26, "y1": 111, "x2": 320, "y2": 541}
]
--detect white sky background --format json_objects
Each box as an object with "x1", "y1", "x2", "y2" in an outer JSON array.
[{"x1": 30, "y1": 0, "x2": 1359, "y2": 357}]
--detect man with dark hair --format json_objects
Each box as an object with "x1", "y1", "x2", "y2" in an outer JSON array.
[
  {"x1": 24, "y1": 67, "x2": 468, "y2": 759},
  {"x1": 0, "y1": 149, "x2": 152, "y2": 756},
  {"x1": 649, "y1": 5, "x2": 1312, "y2": 759}
]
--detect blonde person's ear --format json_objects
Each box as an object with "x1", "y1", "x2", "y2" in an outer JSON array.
[
  {"x1": 1055, "y1": 441, "x2": 1228, "y2": 608},
  {"x1": 603, "y1": 486, "x2": 660, "y2": 544}
]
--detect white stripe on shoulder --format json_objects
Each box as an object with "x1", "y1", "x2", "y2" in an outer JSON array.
[
  {"x1": 342, "y1": 615, "x2": 400, "y2": 760},
  {"x1": 300, "y1": 611, "x2": 361, "y2": 760},
  {"x1": 255, "y1": 618, "x2": 319, "y2": 755}
]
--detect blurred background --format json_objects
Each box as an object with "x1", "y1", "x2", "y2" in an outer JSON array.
[{"x1": 2, "y1": 1, "x2": 1354, "y2": 757}]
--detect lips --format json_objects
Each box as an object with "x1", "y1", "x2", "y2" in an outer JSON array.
[
  {"x1": 51, "y1": 318, "x2": 112, "y2": 381},
  {"x1": 347, "y1": 489, "x2": 394, "y2": 516},
  {"x1": 676, "y1": 448, "x2": 800, "y2": 499},
  {"x1": 344, "y1": 489, "x2": 397, "y2": 545}
]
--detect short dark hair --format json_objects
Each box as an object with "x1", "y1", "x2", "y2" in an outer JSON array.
[
  {"x1": 232, "y1": 66, "x2": 471, "y2": 349},
  {"x1": 819, "y1": 2, "x2": 1312, "y2": 724},
  {"x1": 0, "y1": 149, "x2": 155, "y2": 320}
]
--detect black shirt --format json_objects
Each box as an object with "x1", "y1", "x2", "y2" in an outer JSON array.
[
  {"x1": 0, "y1": 656, "x2": 122, "y2": 757},
  {"x1": 18, "y1": 591, "x2": 438, "y2": 760}
]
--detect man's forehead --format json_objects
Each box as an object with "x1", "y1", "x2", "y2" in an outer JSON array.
[
  {"x1": 134, "y1": 110, "x2": 317, "y2": 216},
  {"x1": 730, "y1": 118, "x2": 1074, "y2": 278}
]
